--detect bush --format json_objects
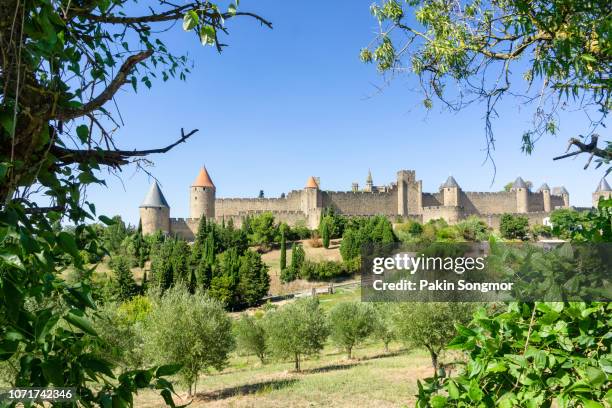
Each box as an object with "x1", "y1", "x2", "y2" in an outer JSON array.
[
  {"x1": 299, "y1": 260, "x2": 351, "y2": 281},
  {"x1": 549, "y1": 208, "x2": 585, "y2": 239},
  {"x1": 499, "y1": 214, "x2": 529, "y2": 240},
  {"x1": 143, "y1": 288, "x2": 235, "y2": 395},
  {"x1": 455, "y1": 216, "x2": 490, "y2": 241},
  {"x1": 530, "y1": 223, "x2": 552, "y2": 240},
  {"x1": 265, "y1": 298, "x2": 329, "y2": 372},
  {"x1": 234, "y1": 314, "x2": 267, "y2": 364},
  {"x1": 329, "y1": 302, "x2": 376, "y2": 358}
]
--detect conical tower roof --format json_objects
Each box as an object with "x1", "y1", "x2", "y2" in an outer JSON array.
[
  {"x1": 366, "y1": 169, "x2": 373, "y2": 184},
  {"x1": 596, "y1": 178, "x2": 611, "y2": 192},
  {"x1": 192, "y1": 166, "x2": 215, "y2": 188},
  {"x1": 140, "y1": 181, "x2": 169, "y2": 208},
  {"x1": 305, "y1": 176, "x2": 319, "y2": 189},
  {"x1": 557, "y1": 186, "x2": 569, "y2": 195},
  {"x1": 512, "y1": 177, "x2": 528, "y2": 189},
  {"x1": 441, "y1": 175, "x2": 459, "y2": 188},
  {"x1": 537, "y1": 183, "x2": 550, "y2": 192}
]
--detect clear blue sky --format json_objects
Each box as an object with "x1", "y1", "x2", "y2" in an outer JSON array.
[{"x1": 86, "y1": 0, "x2": 608, "y2": 225}]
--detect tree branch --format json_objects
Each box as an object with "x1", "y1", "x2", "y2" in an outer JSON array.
[
  {"x1": 552, "y1": 134, "x2": 612, "y2": 168},
  {"x1": 50, "y1": 128, "x2": 199, "y2": 167},
  {"x1": 51, "y1": 50, "x2": 153, "y2": 121}
]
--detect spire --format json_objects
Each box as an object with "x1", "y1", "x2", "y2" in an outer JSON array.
[
  {"x1": 596, "y1": 178, "x2": 611, "y2": 192},
  {"x1": 366, "y1": 169, "x2": 373, "y2": 184},
  {"x1": 441, "y1": 175, "x2": 459, "y2": 188},
  {"x1": 140, "y1": 181, "x2": 169, "y2": 208},
  {"x1": 512, "y1": 177, "x2": 528, "y2": 189},
  {"x1": 305, "y1": 176, "x2": 319, "y2": 189},
  {"x1": 192, "y1": 166, "x2": 215, "y2": 188},
  {"x1": 537, "y1": 183, "x2": 550, "y2": 192}
]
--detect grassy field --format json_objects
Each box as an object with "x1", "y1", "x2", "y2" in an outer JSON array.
[{"x1": 134, "y1": 342, "x2": 434, "y2": 408}]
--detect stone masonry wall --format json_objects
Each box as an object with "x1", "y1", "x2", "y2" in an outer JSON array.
[
  {"x1": 215, "y1": 191, "x2": 301, "y2": 217},
  {"x1": 322, "y1": 191, "x2": 397, "y2": 215},
  {"x1": 422, "y1": 192, "x2": 443, "y2": 207},
  {"x1": 462, "y1": 191, "x2": 517, "y2": 215}
]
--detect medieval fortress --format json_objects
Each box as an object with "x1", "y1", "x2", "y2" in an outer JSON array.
[{"x1": 139, "y1": 167, "x2": 612, "y2": 240}]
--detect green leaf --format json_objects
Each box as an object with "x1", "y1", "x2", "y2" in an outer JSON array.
[
  {"x1": 155, "y1": 364, "x2": 183, "y2": 377},
  {"x1": 81, "y1": 355, "x2": 115, "y2": 378},
  {"x1": 447, "y1": 380, "x2": 460, "y2": 399},
  {"x1": 58, "y1": 232, "x2": 79, "y2": 257},
  {"x1": 183, "y1": 10, "x2": 199, "y2": 31},
  {"x1": 468, "y1": 380, "x2": 483, "y2": 401},
  {"x1": 0, "y1": 252, "x2": 24, "y2": 270},
  {"x1": 228, "y1": 4, "x2": 237, "y2": 15},
  {"x1": 35, "y1": 309, "x2": 60, "y2": 343},
  {"x1": 99, "y1": 215, "x2": 116, "y2": 225},
  {"x1": 199, "y1": 25, "x2": 216, "y2": 46},
  {"x1": 76, "y1": 124, "x2": 89, "y2": 143},
  {"x1": 64, "y1": 311, "x2": 98, "y2": 336},
  {"x1": 430, "y1": 395, "x2": 447, "y2": 408}
]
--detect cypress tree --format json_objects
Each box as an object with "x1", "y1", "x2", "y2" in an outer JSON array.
[
  {"x1": 280, "y1": 229, "x2": 287, "y2": 271},
  {"x1": 321, "y1": 219, "x2": 330, "y2": 249},
  {"x1": 113, "y1": 256, "x2": 136, "y2": 300}
]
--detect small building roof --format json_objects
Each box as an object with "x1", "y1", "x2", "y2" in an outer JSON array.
[
  {"x1": 512, "y1": 177, "x2": 528, "y2": 189},
  {"x1": 441, "y1": 175, "x2": 459, "y2": 189},
  {"x1": 305, "y1": 176, "x2": 319, "y2": 189},
  {"x1": 537, "y1": 183, "x2": 550, "y2": 192},
  {"x1": 192, "y1": 166, "x2": 215, "y2": 188},
  {"x1": 595, "y1": 178, "x2": 611, "y2": 192},
  {"x1": 140, "y1": 181, "x2": 169, "y2": 208}
]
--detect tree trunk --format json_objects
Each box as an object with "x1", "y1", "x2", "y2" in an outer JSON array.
[
  {"x1": 294, "y1": 353, "x2": 300, "y2": 372},
  {"x1": 426, "y1": 346, "x2": 439, "y2": 374},
  {"x1": 347, "y1": 346, "x2": 352, "y2": 359},
  {"x1": 384, "y1": 342, "x2": 389, "y2": 353}
]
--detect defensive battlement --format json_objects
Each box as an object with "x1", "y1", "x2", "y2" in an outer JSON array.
[
  {"x1": 464, "y1": 191, "x2": 515, "y2": 197},
  {"x1": 236, "y1": 210, "x2": 305, "y2": 215},
  {"x1": 323, "y1": 190, "x2": 394, "y2": 196}
]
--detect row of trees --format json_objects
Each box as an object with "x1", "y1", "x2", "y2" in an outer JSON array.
[{"x1": 94, "y1": 287, "x2": 475, "y2": 396}]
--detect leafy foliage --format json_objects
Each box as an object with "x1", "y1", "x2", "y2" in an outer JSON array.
[
  {"x1": 500, "y1": 213, "x2": 530, "y2": 240},
  {"x1": 329, "y1": 302, "x2": 376, "y2": 359},
  {"x1": 416, "y1": 302, "x2": 611, "y2": 407},
  {"x1": 143, "y1": 287, "x2": 235, "y2": 395},
  {"x1": 393, "y1": 302, "x2": 474, "y2": 373},
  {"x1": 265, "y1": 298, "x2": 329, "y2": 372},
  {"x1": 234, "y1": 314, "x2": 268, "y2": 364},
  {"x1": 363, "y1": 0, "x2": 611, "y2": 166}
]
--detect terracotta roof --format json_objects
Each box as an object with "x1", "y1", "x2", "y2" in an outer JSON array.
[
  {"x1": 140, "y1": 181, "x2": 169, "y2": 208},
  {"x1": 596, "y1": 178, "x2": 611, "y2": 192},
  {"x1": 192, "y1": 166, "x2": 215, "y2": 188},
  {"x1": 305, "y1": 176, "x2": 319, "y2": 189}
]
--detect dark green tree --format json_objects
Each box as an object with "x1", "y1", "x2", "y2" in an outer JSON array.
[
  {"x1": 112, "y1": 256, "x2": 137, "y2": 301},
  {"x1": 499, "y1": 214, "x2": 530, "y2": 240},
  {"x1": 279, "y1": 227, "x2": 287, "y2": 271},
  {"x1": 320, "y1": 218, "x2": 330, "y2": 249}
]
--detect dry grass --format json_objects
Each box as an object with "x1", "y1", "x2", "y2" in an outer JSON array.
[
  {"x1": 262, "y1": 239, "x2": 345, "y2": 295},
  {"x1": 134, "y1": 343, "x2": 433, "y2": 408}
]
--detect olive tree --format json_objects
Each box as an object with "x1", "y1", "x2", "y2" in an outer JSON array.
[
  {"x1": 234, "y1": 314, "x2": 267, "y2": 364},
  {"x1": 393, "y1": 302, "x2": 474, "y2": 374},
  {"x1": 143, "y1": 288, "x2": 235, "y2": 396},
  {"x1": 328, "y1": 302, "x2": 376, "y2": 359},
  {"x1": 265, "y1": 298, "x2": 329, "y2": 372}
]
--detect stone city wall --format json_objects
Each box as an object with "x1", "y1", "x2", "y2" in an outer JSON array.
[{"x1": 321, "y1": 191, "x2": 397, "y2": 215}]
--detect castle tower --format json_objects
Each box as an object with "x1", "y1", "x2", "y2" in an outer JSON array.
[
  {"x1": 396, "y1": 170, "x2": 411, "y2": 216},
  {"x1": 352, "y1": 182, "x2": 359, "y2": 192},
  {"x1": 365, "y1": 170, "x2": 373, "y2": 193},
  {"x1": 511, "y1": 177, "x2": 529, "y2": 213},
  {"x1": 441, "y1": 175, "x2": 460, "y2": 207},
  {"x1": 592, "y1": 178, "x2": 611, "y2": 207},
  {"x1": 139, "y1": 181, "x2": 170, "y2": 235},
  {"x1": 302, "y1": 176, "x2": 321, "y2": 229},
  {"x1": 557, "y1": 186, "x2": 570, "y2": 208},
  {"x1": 189, "y1": 166, "x2": 216, "y2": 219},
  {"x1": 538, "y1": 183, "x2": 551, "y2": 212}
]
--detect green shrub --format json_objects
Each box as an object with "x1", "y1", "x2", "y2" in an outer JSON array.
[
  {"x1": 530, "y1": 223, "x2": 552, "y2": 240},
  {"x1": 499, "y1": 213, "x2": 529, "y2": 240}
]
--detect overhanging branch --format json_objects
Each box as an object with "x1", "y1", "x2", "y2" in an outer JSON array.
[
  {"x1": 51, "y1": 50, "x2": 153, "y2": 121},
  {"x1": 552, "y1": 134, "x2": 612, "y2": 169},
  {"x1": 50, "y1": 128, "x2": 199, "y2": 167}
]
